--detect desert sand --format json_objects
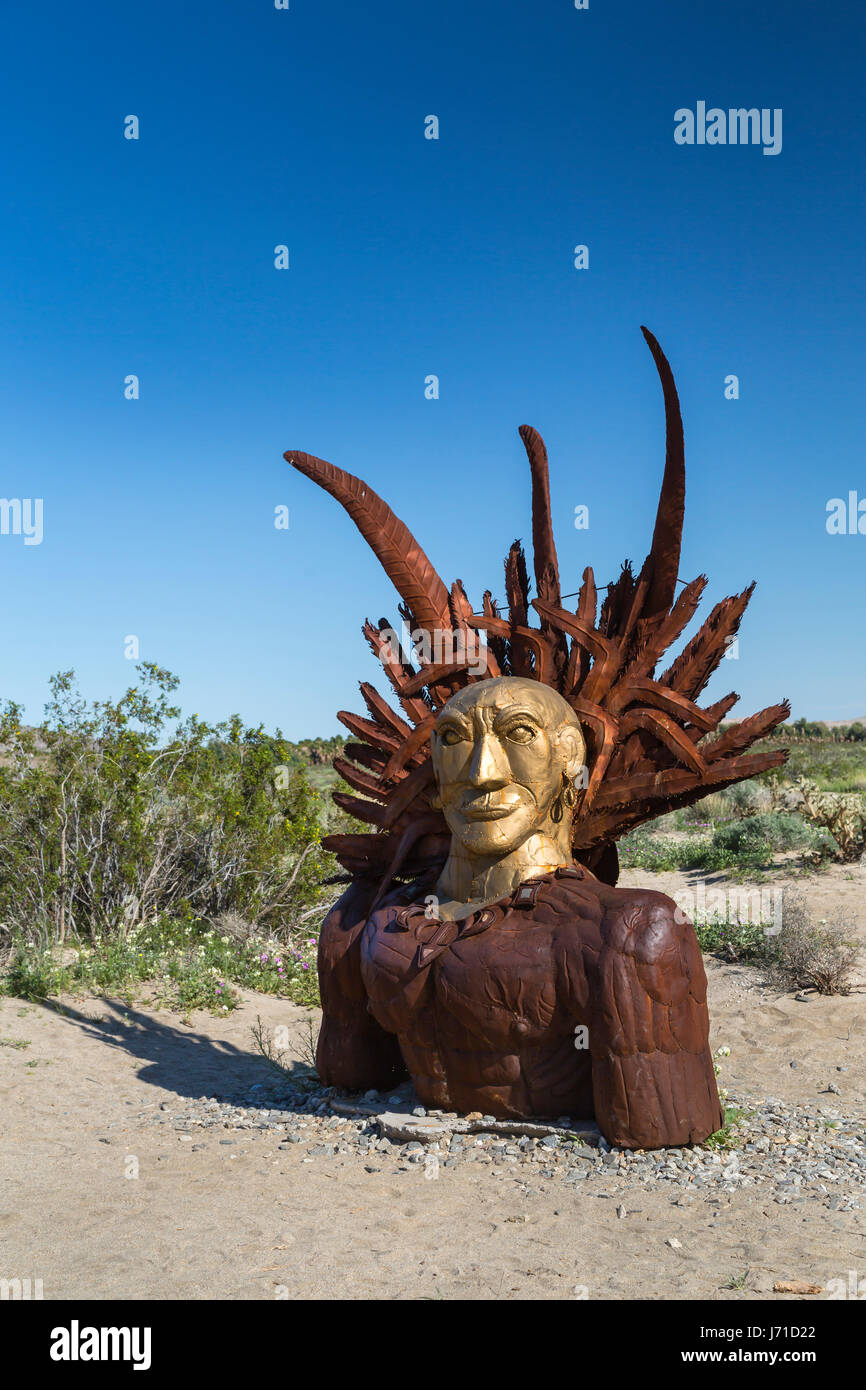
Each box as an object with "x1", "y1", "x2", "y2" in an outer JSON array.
[{"x1": 1, "y1": 863, "x2": 863, "y2": 1302}]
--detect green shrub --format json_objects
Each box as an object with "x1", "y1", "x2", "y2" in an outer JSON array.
[
  {"x1": 621, "y1": 811, "x2": 833, "y2": 876},
  {"x1": 0, "y1": 915, "x2": 322, "y2": 1013},
  {"x1": 691, "y1": 892, "x2": 860, "y2": 997},
  {"x1": 618, "y1": 830, "x2": 686, "y2": 872},
  {"x1": 710, "y1": 811, "x2": 823, "y2": 855},
  {"x1": 0, "y1": 665, "x2": 341, "y2": 946},
  {"x1": 692, "y1": 918, "x2": 766, "y2": 961}
]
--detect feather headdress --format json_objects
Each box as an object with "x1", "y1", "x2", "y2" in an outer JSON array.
[{"x1": 285, "y1": 328, "x2": 788, "y2": 888}]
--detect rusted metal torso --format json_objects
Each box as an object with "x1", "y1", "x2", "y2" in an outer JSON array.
[{"x1": 317, "y1": 869, "x2": 723, "y2": 1148}]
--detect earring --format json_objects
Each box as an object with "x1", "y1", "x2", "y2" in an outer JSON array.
[{"x1": 551, "y1": 772, "x2": 576, "y2": 824}]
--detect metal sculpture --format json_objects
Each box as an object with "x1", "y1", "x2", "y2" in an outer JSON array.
[{"x1": 285, "y1": 327, "x2": 789, "y2": 1148}]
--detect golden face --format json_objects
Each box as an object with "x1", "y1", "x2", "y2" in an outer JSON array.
[{"x1": 430, "y1": 677, "x2": 586, "y2": 860}]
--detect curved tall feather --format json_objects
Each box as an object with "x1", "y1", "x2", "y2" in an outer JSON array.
[
  {"x1": 640, "y1": 325, "x2": 686, "y2": 619},
  {"x1": 285, "y1": 450, "x2": 451, "y2": 632}
]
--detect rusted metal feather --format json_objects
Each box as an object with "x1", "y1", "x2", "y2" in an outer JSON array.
[
  {"x1": 286, "y1": 449, "x2": 451, "y2": 630},
  {"x1": 640, "y1": 326, "x2": 686, "y2": 619}
]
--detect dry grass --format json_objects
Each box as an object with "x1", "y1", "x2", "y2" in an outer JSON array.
[{"x1": 763, "y1": 894, "x2": 861, "y2": 995}]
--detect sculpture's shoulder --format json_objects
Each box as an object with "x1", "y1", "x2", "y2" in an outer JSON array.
[
  {"x1": 319, "y1": 878, "x2": 377, "y2": 961},
  {"x1": 317, "y1": 879, "x2": 380, "y2": 1011},
  {"x1": 361, "y1": 868, "x2": 606, "y2": 984},
  {"x1": 357, "y1": 868, "x2": 702, "y2": 1041},
  {"x1": 356, "y1": 876, "x2": 441, "y2": 977},
  {"x1": 361, "y1": 891, "x2": 432, "y2": 982},
  {"x1": 588, "y1": 878, "x2": 694, "y2": 958},
  {"x1": 318, "y1": 875, "x2": 434, "y2": 997},
  {"x1": 498, "y1": 869, "x2": 677, "y2": 948},
  {"x1": 582, "y1": 876, "x2": 709, "y2": 1007}
]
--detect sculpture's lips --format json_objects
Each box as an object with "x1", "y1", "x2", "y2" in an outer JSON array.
[{"x1": 459, "y1": 793, "x2": 520, "y2": 821}]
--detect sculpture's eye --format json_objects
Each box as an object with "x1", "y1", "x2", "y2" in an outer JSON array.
[
  {"x1": 438, "y1": 726, "x2": 465, "y2": 746},
  {"x1": 504, "y1": 722, "x2": 537, "y2": 744}
]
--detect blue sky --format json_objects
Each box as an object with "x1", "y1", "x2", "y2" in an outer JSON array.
[{"x1": 1, "y1": 0, "x2": 863, "y2": 736}]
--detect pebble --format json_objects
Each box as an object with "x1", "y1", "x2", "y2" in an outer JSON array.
[{"x1": 137, "y1": 1082, "x2": 864, "y2": 1210}]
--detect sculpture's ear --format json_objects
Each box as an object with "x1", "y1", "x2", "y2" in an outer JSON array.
[{"x1": 557, "y1": 722, "x2": 587, "y2": 782}]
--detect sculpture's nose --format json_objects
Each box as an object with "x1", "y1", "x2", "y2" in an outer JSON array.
[{"x1": 467, "y1": 733, "x2": 509, "y2": 788}]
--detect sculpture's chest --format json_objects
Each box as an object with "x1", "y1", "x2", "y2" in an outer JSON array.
[{"x1": 360, "y1": 874, "x2": 604, "y2": 1043}]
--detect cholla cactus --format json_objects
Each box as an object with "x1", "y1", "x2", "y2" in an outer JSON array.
[{"x1": 797, "y1": 778, "x2": 866, "y2": 862}]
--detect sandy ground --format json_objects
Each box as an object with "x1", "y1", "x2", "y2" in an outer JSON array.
[
  {"x1": 619, "y1": 858, "x2": 866, "y2": 951},
  {"x1": 1, "y1": 863, "x2": 864, "y2": 1302}
]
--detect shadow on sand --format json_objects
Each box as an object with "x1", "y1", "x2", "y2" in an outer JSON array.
[{"x1": 38, "y1": 997, "x2": 312, "y2": 1105}]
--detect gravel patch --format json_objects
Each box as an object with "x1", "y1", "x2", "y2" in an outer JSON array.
[{"x1": 141, "y1": 1081, "x2": 864, "y2": 1210}]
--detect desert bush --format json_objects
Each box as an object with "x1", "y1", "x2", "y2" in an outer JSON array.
[
  {"x1": 620, "y1": 811, "x2": 830, "y2": 875},
  {"x1": 0, "y1": 914, "x2": 322, "y2": 1012},
  {"x1": 680, "y1": 791, "x2": 731, "y2": 826},
  {"x1": 210, "y1": 910, "x2": 257, "y2": 944},
  {"x1": 759, "y1": 736, "x2": 866, "y2": 793},
  {"x1": 726, "y1": 780, "x2": 772, "y2": 817},
  {"x1": 618, "y1": 829, "x2": 687, "y2": 872},
  {"x1": 711, "y1": 812, "x2": 822, "y2": 855},
  {"x1": 692, "y1": 917, "x2": 766, "y2": 962},
  {"x1": 250, "y1": 1012, "x2": 321, "y2": 1083},
  {"x1": 762, "y1": 895, "x2": 861, "y2": 995},
  {"x1": 0, "y1": 664, "x2": 339, "y2": 947}
]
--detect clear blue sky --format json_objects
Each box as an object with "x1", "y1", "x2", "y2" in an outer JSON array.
[{"x1": 1, "y1": 0, "x2": 863, "y2": 736}]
